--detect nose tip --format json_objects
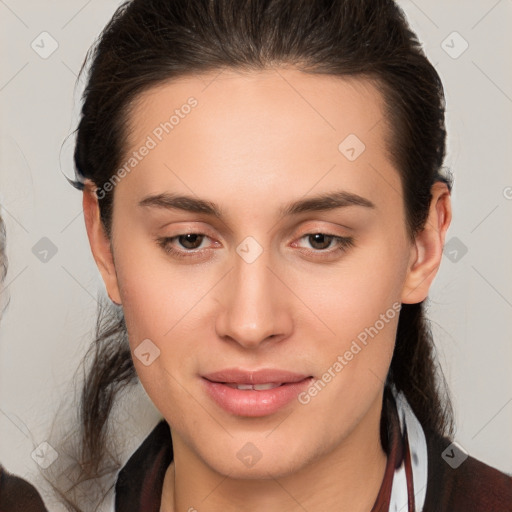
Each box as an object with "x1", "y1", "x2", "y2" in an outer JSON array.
[{"x1": 219, "y1": 322, "x2": 282, "y2": 350}]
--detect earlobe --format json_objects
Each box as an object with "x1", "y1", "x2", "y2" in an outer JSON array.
[
  {"x1": 82, "y1": 180, "x2": 122, "y2": 305},
  {"x1": 401, "y1": 181, "x2": 452, "y2": 304}
]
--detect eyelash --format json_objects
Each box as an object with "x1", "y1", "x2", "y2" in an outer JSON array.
[{"x1": 156, "y1": 232, "x2": 355, "y2": 261}]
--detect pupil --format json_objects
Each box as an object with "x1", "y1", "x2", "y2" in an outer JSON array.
[
  {"x1": 310, "y1": 233, "x2": 331, "y2": 250},
  {"x1": 180, "y1": 233, "x2": 202, "y2": 249}
]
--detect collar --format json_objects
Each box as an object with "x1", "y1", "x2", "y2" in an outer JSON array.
[
  {"x1": 389, "y1": 385, "x2": 428, "y2": 511},
  {"x1": 115, "y1": 386, "x2": 428, "y2": 512}
]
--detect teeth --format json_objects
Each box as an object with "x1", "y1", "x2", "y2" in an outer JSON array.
[
  {"x1": 224, "y1": 382, "x2": 283, "y2": 390},
  {"x1": 253, "y1": 383, "x2": 281, "y2": 390},
  {"x1": 236, "y1": 383, "x2": 254, "y2": 390}
]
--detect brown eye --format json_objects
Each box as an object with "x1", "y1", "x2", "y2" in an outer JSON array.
[
  {"x1": 307, "y1": 233, "x2": 336, "y2": 250},
  {"x1": 293, "y1": 232, "x2": 355, "y2": 260},
  {"x1": 156, "y1": 232, "x2": 214, "y2": 260},
  {"x1": 177, "y1": 233, "x2": 205, "y2": 250}
]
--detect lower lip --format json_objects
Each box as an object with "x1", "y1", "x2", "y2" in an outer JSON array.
[{"x1": 202, "y1": 377, "x2": 313, "y2": 417}]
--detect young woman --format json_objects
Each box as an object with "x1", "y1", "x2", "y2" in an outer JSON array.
[{"x1": 1, "y1": 0, "x2": 511, "y2": 511}]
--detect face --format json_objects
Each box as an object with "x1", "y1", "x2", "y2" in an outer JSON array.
[{"x1": 86, "y1": 68, "x2": 431, "y2": 479}]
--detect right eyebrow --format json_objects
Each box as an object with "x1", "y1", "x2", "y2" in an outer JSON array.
[{"x1": 138, "y1": 193, "x2": 224, "y2": 217}]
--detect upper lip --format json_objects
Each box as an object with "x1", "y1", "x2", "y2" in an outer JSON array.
[{"x1": 202, "y1": 368, "x2": 312, "y2": 385}]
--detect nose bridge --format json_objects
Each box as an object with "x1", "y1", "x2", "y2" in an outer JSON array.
[{"x1": 215, "y1": 242, "x2": 290, "y2": 348}]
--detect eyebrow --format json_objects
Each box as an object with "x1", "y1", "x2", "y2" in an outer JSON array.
[{"x1": 138, "y1": 190, "x2": 376, "y2": 220}]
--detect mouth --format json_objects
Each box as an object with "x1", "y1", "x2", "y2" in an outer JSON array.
[{"x1": 201, "y1": 369, "x2": 314, "y2": 417}]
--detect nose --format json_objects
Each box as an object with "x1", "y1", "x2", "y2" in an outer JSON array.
[{"x1": 215, "y1": 249, "x2": 293, "y2": 350}]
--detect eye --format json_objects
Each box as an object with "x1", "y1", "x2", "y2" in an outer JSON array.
[
  {"x1": 292, "y1": 233, "x2": 355, "y2": 259},
  {"x1": 156, "y1": 231, "x2": 355, "y2": 261},
  {"x1": 157, "y1": 233, "x2": 216, "y2": 260}
]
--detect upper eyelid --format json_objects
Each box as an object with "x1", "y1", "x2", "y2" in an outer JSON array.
[{"x1": 159, "y1": 220, "x2": 353, "y2": 239}]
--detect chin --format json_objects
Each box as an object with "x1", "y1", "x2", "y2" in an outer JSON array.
[
  {"x1": 211, "y1": 458, "x2": 305, "y2": 481},
  {"x1": 198, "y1": 436, "x2": 317, "y2": 480}
]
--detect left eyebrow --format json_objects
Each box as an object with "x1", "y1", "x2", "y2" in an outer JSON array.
[
  {"x1": 279, "y1": 190, "x2": 376, "y2": 217},
  {"x1": 138, "y1": 189, "x2": 376, "y2": 220}
]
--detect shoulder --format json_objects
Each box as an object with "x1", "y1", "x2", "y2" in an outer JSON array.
[
  {"x1": 0, "y1": 464, "x2": 48, "y2": 512},
  {"x1": 423, "y1": 429, "x2": 512, "y2": 512}
]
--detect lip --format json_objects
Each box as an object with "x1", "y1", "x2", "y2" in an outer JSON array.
[
  {"x1": 202, "y1": 368, "x2": 313, "y2": 417},
  {"x1": 202, "y1": 368, "x2": 311, "y2": 385}
]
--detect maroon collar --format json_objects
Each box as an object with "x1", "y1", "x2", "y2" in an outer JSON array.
[{"x1": 115, "y1": 388, "x2": 404, "y2": 512}]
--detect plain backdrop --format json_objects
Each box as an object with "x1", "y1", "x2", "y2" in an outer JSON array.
[{"x1": 1, "y1": 0, "x2": 511, "y2": 509}]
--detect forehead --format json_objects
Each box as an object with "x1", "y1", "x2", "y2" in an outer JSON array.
[
  {"x1": 127, "y1": 67, "x2": 388, "y2": 147},
  {"x1": 118, "y1": 67, "x2": 399, "y2": 212}
]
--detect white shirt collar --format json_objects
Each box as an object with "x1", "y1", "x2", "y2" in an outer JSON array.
[{"x1": 388, "y1": 385, "x2": 429, "y2": 512}]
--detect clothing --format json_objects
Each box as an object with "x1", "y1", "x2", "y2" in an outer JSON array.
[
  {"x1": 1, "y1": 388, "x2": 511, "y2": 511},
  {"x1": 0, "y1": 467, "x2": 48, "y2": 512}
]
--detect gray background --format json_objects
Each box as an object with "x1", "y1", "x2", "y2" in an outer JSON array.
[{"x1": 1, "y1": 0, "x2": 511, "y2": 509}]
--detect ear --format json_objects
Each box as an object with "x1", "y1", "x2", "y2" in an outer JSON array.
[
  {"x1": 401, "y1": 181, "x2": 452, "y2": 304},
  {"x1": 82, "y1": 179, "x2": 122, "y2": 305}
]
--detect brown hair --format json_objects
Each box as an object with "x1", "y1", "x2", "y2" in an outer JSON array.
[{"x1": 52, "y1": 0, "x2": 454, "y2": 509}]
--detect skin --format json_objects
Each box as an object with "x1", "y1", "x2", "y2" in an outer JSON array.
[{"x1": 83, "y1": 67, "x2": 451, "y2": 512}]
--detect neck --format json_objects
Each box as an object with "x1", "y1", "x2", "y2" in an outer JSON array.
[{"x1": 160, "y1": 394, "x2": 388, "y2": 512}]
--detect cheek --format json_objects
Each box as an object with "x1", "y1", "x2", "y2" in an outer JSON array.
[
  {"x1": 293, "y1": 261, "x2": 401, "y2": 432},
  {"x1": 299, "y1": 235, "x2": 408, "y2": 334},
  {"x1": 113, "y1": 237, "x2": 207, "y2": 339},
  {"x1": 291, "y1": 234, "x2": 407, "y2": 396},
  {"x1": 111, "y1": 243, "x2": 218, "y2": 410},
  {"x1": 116, "y1": 266, "x2": 201, "y2": 425}
]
